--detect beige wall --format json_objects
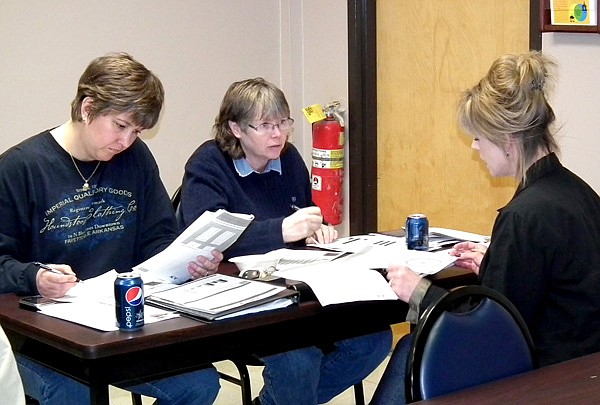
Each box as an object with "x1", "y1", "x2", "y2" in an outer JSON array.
[
  {"x1": 542, "y1": 33, "x2": 600, "y2": 194},
  {"x1": 3, "y1": 2, "x2": 598, "y2": 239},
  {"x1": 0, "y1": 0, "x2": 350, "y2": 236}
]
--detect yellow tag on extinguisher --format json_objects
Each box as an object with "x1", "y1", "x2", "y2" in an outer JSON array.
[{"x1": 302, "y1": 104, "x2": 326, "y2": 124}]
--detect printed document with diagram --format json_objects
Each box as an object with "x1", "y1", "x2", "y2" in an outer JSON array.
[
  {"x1": 145, "y1": 274, "x2": 299, "y2": 321},
  {"x1": 277, "y1": 232, "x2": 464, "y2": 306},
  {"x1": 273, "y1": 246, "x2": 454, "y2": 306},
  {"x1": 134, "y1": 209, "x2": 254, "y2": 284}
]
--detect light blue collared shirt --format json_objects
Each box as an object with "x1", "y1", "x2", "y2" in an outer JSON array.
[{"x1": 233, "y1": 157, "x2": 282, "y2": 177}]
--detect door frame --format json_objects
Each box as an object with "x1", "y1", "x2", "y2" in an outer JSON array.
[{"x1": 346, "y1": 0, "x2": 542, "y2": 235}]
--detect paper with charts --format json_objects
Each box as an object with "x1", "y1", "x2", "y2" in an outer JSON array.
[
  {"x1": 134, "y1": 209, "x2": 254, "y2": 284},
  {"x1": 310, "y1": 228, "x2": 487, "y2": 255},
  {"x1": 277, "y1": 231, "x2": 476, "y2": 306},
  {"x1": 309, "y1": 232, "x2": 462, "y2": 275},
  {"x1": 275, "y1": 246, "x2": 456, "y2": 306},
  {"x1": 146, "y1": 274, "x2": 297, "y2": 321}
]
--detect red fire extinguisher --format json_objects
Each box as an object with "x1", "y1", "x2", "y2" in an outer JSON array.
[{"x1": 311, "y1": 102, "x2": 345, "y2": 225}]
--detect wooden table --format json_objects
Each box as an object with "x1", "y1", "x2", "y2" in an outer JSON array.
[
  {"x1": 415, "y1": 351, "x2": 600, "y2": 404},
  {"x1": 0, "y1": 261, "x2": 474, "y2": 405}
]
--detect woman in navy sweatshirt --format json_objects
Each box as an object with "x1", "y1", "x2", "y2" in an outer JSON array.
[{"x1": 179, "y1": 77, "x2": 392, "y2": 405}]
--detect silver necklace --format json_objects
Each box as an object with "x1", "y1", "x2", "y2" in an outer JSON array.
[{"x1": 69, "y1": 154, "x2": 101, "y2": 191}]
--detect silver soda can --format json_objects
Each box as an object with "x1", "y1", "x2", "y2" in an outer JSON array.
[
  {"x1": 114, "y1": 272, "x2": 144, "y2": 331},
  {"x1": 406, "y1": 214, "x2": 429, "y2": 251}
]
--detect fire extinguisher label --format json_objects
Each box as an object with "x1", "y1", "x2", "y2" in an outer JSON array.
[
  {"x1": 311, "y1": 174, "x2": 322, "y2": 191},
  {"x1": 312, "y1": 148, "x2": 344, "y2": 159},
  {"x1": 312, "y1": 148, "x2": 344, "y2": 169},
  {"x1": 313, "y1": 159, "x2": 343, "y2": 169},
  {"x1": 302, "y1": 104, "x2": 326, "y2": 123}
]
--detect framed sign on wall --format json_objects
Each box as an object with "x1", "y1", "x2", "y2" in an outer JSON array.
[{"x1": 541, "y1": 0, "x2": 600, "y2": 32}]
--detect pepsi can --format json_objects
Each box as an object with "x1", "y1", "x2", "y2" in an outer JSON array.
[
  {"x1": 406, "y1": 214, "x2": 429, "y2": 251},
  {"x1": 115, "y1": 272, "x2": 144, "y2": 331}
]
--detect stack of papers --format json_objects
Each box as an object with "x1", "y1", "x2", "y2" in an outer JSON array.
[
  {"x1": 310, "y1": 228, "x2": 488, "y2": 254},
  {"x1": 33, "y1": 224, "x2": 486, "y2": 328},
  {"x1": 37, "y1": 270, "x2": 299, "y2": 329},
  {"x1": 428, "y1": 227, "x2": 488, "y2": 251},
  {"x1": 37, "y1": 270, "x2": 180, "y2": 332},
  {"x1": 275, "y1": 260, "x2": 398, "y2": 306},
  {"x1": 270, "y1": 228, "x2": 488, "y2": 306},
  {"x1": 146, "y1": 274, "x2": 298, "y2": 321}
]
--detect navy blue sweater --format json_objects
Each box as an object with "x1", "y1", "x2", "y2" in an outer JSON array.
[
  {"x1": 178, "y1": 140, "x2": 312, "y2": 258},
  {"x1": 0, "y1": 131, "x2": 177, "y2": 295}
]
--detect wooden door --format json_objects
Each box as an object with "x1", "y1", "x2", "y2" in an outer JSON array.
[{"x1": 376, "y1": 0, "x2": 530, "y2": 235}]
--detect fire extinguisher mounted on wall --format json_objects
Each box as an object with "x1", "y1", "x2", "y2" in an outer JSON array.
[{"x1": 311, "y1": 101, "x2": 345, "y2": 226}]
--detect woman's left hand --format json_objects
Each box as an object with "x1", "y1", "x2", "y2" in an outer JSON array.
[
  {"x1": 387, "y1": 264, "x2": 422, "y2": 302},
  {"x1": 188, "y1": 249, "x2": 223, "y2": 279}
]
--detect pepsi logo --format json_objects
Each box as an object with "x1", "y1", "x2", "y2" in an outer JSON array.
[{"x1": 125, "y1": 286, "x2": 143, "y2": 306}]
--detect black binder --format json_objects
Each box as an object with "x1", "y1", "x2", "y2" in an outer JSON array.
[{"x1": 145, "y1": 275, "x2": 300, "y2": 321}]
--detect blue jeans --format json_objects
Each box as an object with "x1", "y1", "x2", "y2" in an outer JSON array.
[
  {"x1": 17, "y1": 355, "x2": 220, "y2": 405},
  {"x1": 258, "y1": 329, "x2": 392, "y2": 405},
  {"x1": 370, "y1": 333, "x2": 413, "y2": 405}
]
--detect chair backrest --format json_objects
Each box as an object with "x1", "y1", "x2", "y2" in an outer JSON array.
[
  {"x1": 171, "y1": 185, "x2": 182, "y2": 210},
  {"x1": 407, "y1": 285, "x2": 537, "y2": 402}
]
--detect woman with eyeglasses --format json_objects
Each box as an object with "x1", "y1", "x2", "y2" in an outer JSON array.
[
  {"x1": 178, "y1": 77, "x2": 337, "y2": 257},
  {"x1": 178, "y1": 77, "x2": 392, "y2": 405}
]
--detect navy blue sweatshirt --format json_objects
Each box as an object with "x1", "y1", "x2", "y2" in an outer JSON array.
[{"x1": 0, "y1": 131, "x2": 177, "y2": 295}]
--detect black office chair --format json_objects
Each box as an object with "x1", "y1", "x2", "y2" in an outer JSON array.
[
  {"x1": 406, "y1": 285, "x2": 537, "y2": 402},
  {"x1": 171, "y1": 185, "x2": 182, "y2": 215}
]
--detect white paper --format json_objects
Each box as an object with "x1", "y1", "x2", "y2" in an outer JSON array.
[
  {"x1": 39, "y1": 270, "x2": 179, "y2": 332},
  {"x1": 313, "y1": 229, "x2": 487, "y2": 254},
  {"x1": 215, "y1": 298, "x2": 295, "y2": 320},
  {"x1": 274, "y1": 260, "x2": 398, "y2": 306},
  {"x1": 350, "y1": 245, "x2": 456, "y2": 275},
  {"x1": 309, "y1": 233, "x2": 402, "y2": 254},
  {"x1": 134, "y1": 209, "x2": 254, "y2": 284},
  {"x1": 263, "y1": 248, "x2": 347, "y2": 270},
  {"x1": 429, "y1": 227, "x2": 488, "y2": 244},
  {"x1": 39, "y1": 300, "x2": 178, "y2": 332},
  {"x1": 272, "y1": 231, "x2": 464, "y2": 305}
]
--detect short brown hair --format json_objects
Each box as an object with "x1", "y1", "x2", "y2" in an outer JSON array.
[
  {"x1": 214, "y1": 77, "x2": 290, "y2": 159},
  {"x1": 70, "y1": 52, "x2": 164, "y2": 129}
]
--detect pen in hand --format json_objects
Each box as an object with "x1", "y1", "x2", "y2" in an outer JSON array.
[
  {"x1": 369, "y1": 267, "x2": 388, "y2": 278},
  {"x1": 34, "y1": 262, "x2": 80, "y2": 282},
  {"x1": 290, "y1": 204, "x2": 330, "y2": 226}
]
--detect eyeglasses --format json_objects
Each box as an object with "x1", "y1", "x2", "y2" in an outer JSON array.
[
  {"x1": 248, "y1": 118, "x2": 294, "y2": 135},
  {"x1": 240, "y1": 265, "x2": 277, "y2": 280}
]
